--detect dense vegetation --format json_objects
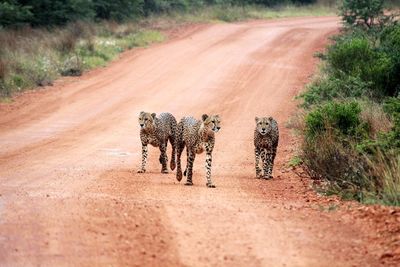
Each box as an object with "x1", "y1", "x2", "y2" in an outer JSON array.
[
  {"x1": 1, "y1": 0, "x2": 317, "y2": 27},
  {"x1": 296, "y1": 0, "x2": 400, "y2": 205}
]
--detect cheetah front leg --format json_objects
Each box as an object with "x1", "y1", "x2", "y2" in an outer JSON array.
[
  {"x1": 183, "y1": 149, "x2": 189, "y2": 177},
  {"x1": 263, "y1": 150, "x2": 274, "y2": 179},
  {"x1": 159, "y1": 142, "x2": 168, "y2": 174},
  {"x1": 205, "y1": 151, "x2": 215, "y2": 188},
  {"x1": 169, "y1": 135, "x2": 176, "y2": 171},
  {"x1": 184, "y1": 150, "x2": 195, "y2": 186},
  {"x1": 176, "y1": 131, "x2": 184, "y2": 182},
  {"x1": 138, "y1": 144, "x2": 148, "y2": 173},
  {"x1": 255, "y1": 147, "x2": 262, "y2": 178}
]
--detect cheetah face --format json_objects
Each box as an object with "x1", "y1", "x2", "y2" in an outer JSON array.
[
  {"x1": 255, "y1": 117, "x2": 273, "y2": 136},
  {"x1": 202, "y1": 114, "x2": 221, "y2": 133},
  {"x1": 138, "y1": 111, "x2": 156, "y2": 130}
]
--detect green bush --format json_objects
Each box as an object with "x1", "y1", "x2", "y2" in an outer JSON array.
[
  {"x1": 305, "y1": 101, "x2": 368, "y2": 141},
  {"x1": 299, "y1": 74, "x2": 372, "y2": 107},
  {"x1": 379, "y1": 24, "x2": 400, "y2": 97},
  {"x1": 326, "y1": 33, "x2": 397, "y2": 98}
]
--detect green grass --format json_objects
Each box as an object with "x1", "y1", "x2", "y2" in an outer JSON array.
[{"x1": 287, "y1": 155, "x2": 303, "y2": 168}]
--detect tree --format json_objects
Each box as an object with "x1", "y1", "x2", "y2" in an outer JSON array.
[
  {"x1": 340, "y1": 0, "x2": 385, "y2": 29},
  {"x1": 0, "y1": 0, "x2": 33, "y2": 27}
]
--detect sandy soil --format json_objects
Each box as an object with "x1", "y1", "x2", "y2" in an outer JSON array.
[{"x1": 0, "y1": 17, "x2": 399, "y2": 267}]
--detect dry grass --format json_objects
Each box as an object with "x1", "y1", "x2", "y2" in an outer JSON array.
[
  {"x1": 0, "y1": 21, "x2": 165, "y2": 97},
  {"x1": 364, "y1": 152, "x2": 400, "y2": 205},
  {"x1": 360, "y1": 101, "x2": 393, "y2": 138}
]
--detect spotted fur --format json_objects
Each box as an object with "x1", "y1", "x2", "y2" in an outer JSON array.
[
  {"x1": 176, "y1": 114, "x2": 221, "y2": 188},
  {"x1": 254, "y1": 116, "x2": 279, "y2": 179},
  {"x1": 138, "y1": 112, "x2": 177, "y2": 173}
]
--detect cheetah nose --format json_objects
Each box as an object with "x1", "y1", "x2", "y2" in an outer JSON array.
[
  {"x1": 140, "y1": 124, "x2": 144, "y2": 128},
  {"x1": 217, "y1": 126, "x2": 221, "y2": 130}
]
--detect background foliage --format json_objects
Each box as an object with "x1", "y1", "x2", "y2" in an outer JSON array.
[
  {"x1": 297, "y1": 0, "x2": 400, "y2": 205},
  {"x1": 0, "y1": 0, "x2": 318, "y2": 27}
]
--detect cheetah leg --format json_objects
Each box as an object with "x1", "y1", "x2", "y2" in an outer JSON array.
[
  {"x1": 264, "y1": 151, "x2": 274, "y2": 179},
  {"x1": 169, "y1": 135, "x2": 176, "y2": 171},
  {"x1": 269, "y1": 147, "x2": 277, "y2": 179},
  {"x1": 160, "y1": 142, "x2": 168, "y2": 173},
  {"x1": 205, "y1": 152, "x2": 215, "y2": 188},
  {"x1": 176, "y1": 141, "x2": 184, "y2": 182},
  {"x1": 255, "y1": 147, "x2": 262, "y2": 178},
  {"x1": 183, "y1": 149, "x2": 189, "y2": 176},
  {"x1": 260, "y1": 149, "x2": 268, "y2": 179},
  {"x1": 184, "y1": 150, "x2": 195, "y2": 186},
  {"x1": 138, "y1": 145, "x2": 148, "y2": 173}
]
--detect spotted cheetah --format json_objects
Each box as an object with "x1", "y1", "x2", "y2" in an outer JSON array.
[
  {"x1": 254, "y1": 116, "x2": 279, "y2": 179},
  {"x1": 138, "y1": 112, "x2": 177, "y2": 173},
  {"x1": 176, "y1": 114, "x2": 221, "y2": 188}
]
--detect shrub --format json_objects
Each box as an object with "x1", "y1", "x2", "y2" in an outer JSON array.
[
  {"x1": 359, "y1": 98, "x2": 400, "y2": 153},
  {"x1": 327, "y1": 36, "x2": 374, "y2": 77},
  {"x1": 299, "y1": 73, "x2": 372, "y2": 107},
  {"x1": 379, "y1": 24, "x2": 400, "y2": 97},
  {"x1": 60, "y1": 55, "x2": 83, "y2": 76},
  {"x1": 304, "y1": 101, "x2": 368, "y2": 141},
  {"x1": 327, "y1": 34, "x2": 397, "y2": 97},
  {"x1": 302, "y1": 129, "x2": 371, "y2": 200}
]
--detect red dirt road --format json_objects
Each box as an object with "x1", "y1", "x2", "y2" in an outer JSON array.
[{"x1": 0, "y1": 17, "x2": 396, "y2": 266}]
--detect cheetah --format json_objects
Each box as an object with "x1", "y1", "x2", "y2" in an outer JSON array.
[
  {"x1": 254, "y1": 116, "x2": 279, "y2": 179},
  {"x1": 176, "y1": 114, "x2": 221, "y2": 188},
  {"x1": 138, "y1": 112, "x2": 177, "y2": 173}
]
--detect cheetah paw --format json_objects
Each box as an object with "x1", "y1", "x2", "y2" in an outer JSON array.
[
  {"x1": 184, "y1": 182, "x2": 193, "y2": 186},
  {"x1": 161, "y1": 169, "x2": 169, "y2": 174},
  {"x1": 170, "y1": 161, "x2": 176, "y2": 171},
  {"x1": 206, "y1": 183, "x2": 216, "y2": 188},
  {"x1": 137, "y1": 169, "x2": 146, "y2": 173}
]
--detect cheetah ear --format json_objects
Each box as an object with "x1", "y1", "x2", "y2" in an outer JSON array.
[
  {"x1": 151, "y1": 113, "x2": 156, "y2": 119},
  {"x1": 140, "y1": 111, "x2": 145, "y2": 115},
  {"x1": 255, "y1": 117, "x2": 259, "y2": 123},
  {"x1": 202, "y1": 114, "x2": 209, "y2": 121},
  {"x1": 268, "y1": 116, "x2": 273, "y2": 121}
]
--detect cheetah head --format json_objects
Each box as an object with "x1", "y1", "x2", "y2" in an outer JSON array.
[
  {"x1": 138, "y1": 111, "x2": 156, "y2": 130},
  {"x1": 255, "y1": 117, "x2": 273, "y2": 136},
  {"x1": 202, "y1": 114, "x2": 221, "y2": 133}
]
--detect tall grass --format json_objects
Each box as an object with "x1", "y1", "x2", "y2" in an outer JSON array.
[
  {"x1": 364, "y1": 152, "x2": 400, "y2": 206},
  {"x1": 0, "y1": 21, "x2": 165, "y2": 97}
]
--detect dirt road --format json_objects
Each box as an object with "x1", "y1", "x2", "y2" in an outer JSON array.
[{"x1": 0, "y1": 17, "x2": 390, "y2": 266}]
